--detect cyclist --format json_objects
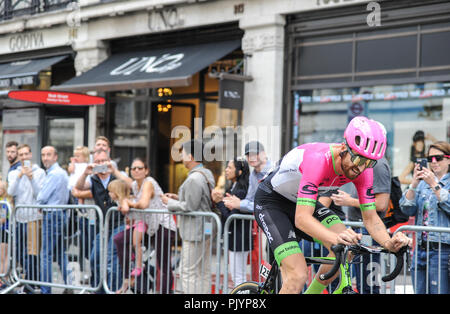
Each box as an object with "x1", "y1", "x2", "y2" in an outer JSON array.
[{"x1": 254, "y1": 116, "x2": 412, "y2": 294}]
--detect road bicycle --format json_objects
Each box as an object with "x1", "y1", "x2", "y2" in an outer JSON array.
[{"x1": 230, "y1": 243, "x2": 408, "y2": 294}]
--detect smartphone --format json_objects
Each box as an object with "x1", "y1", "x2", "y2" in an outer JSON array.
[
  {"x1": 24, "y1": 160, "x2": 31, "y2": 168},
  {"x1": 417, "y1": 158, "x2": 428, "y2": 170},
  {"x1": 93, "y1": 164, "x2": 108, "y2": 173}
]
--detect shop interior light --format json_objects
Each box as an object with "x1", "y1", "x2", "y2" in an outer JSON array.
[
  {"x1": 157, "y1": 103, "x2": 172, "y2": 112},
  {"x1": 158, "y1": 87, "x2": 173, "y2": 97}
]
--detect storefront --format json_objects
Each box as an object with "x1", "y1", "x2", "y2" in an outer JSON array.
[
  {"x1": 0, "y1": 45, "x2": 84, "y2": 176},
  {"x1": 54, "y1": 23, "x2": 244, "y2": 193},
  {"x1": 284, "y1": 0, "x2": 450, "y2": 183}
]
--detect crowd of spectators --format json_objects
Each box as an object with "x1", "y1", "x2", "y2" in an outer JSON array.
[{"x1": 0, "y1": 137, "x2": 263, "y2": 294}]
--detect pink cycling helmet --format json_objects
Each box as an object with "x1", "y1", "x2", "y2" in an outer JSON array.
[{"x1": 344, "y1": 116, "x2": 387, "y2": 160}]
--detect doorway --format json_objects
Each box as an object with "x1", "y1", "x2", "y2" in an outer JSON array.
[
  {"x1": 150, "y1": 102, "x2": 195, "y2": 193},
  {"x1": 43, "y1": 106, "x2": 89, "y2": 169}
]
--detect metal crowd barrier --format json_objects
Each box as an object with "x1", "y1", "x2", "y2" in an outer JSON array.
[
  {"x1": 0, "y1": 201, "x2": 12, "y2": 280},
  {"x1": 393, "y1": 225, "x2": 450, "y2": 294},
  {"x1": 222, "y1": 216, "x2": 450, "y2": 294},
  {"x1": 0, "y1": 204, "x2": 103, "y2": 294},
  {"x1": 103, "y1": 207, "x2": 222, "y2": 294},
  {"x1": 222, "y1": 214, "x2": 268, "y2": 294}
]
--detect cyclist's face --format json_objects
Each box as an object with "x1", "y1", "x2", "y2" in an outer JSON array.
[{"x1": 341, "y1": 150, "x2": 367, "y2": 180}]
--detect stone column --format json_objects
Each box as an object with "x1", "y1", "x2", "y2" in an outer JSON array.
[
  {"x1": 239, "y1": 14, "x2": 285, "y2": 162},
  {"x1": 72, "y1": 40, "x2": 109, "y2": 149}
]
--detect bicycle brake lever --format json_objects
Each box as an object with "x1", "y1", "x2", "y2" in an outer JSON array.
[
  {"x1": 381, "y1": 246, "x2": 408, "y2": 282},
  {"x1": 319, "y1": 244, "x2": 345, "y2": 281}
]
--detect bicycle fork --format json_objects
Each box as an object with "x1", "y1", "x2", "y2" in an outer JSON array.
[{"x1": 332, "y1": 261, "x2": 354, "y2": 294}]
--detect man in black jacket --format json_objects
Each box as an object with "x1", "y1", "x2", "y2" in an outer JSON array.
[{"x1": 75, "y1": 149, "x2": 131, "y2": 292}]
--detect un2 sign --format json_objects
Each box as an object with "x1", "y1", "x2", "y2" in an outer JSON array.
[
  {"x1": 110, "y1": 53, "x2": 184, "y2": 76},
  {"x1": 219, "y1": 79, "x2": 244, "y2": 110}
]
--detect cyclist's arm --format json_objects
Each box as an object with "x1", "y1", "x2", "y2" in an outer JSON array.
[
  {"x1": 354, "y1": 170, "x2": 394, "y2": 250},
  {"x1": 295, "y1": 204, "x2": 339, "y2": 245},
  {"x1": 361, "y1": 209, "x2": 392, "y2": 248},
  {"x1": 294, "y1": 162, "x2": 339, "y2": 245}
]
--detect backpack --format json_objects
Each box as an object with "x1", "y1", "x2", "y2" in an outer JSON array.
[{"x1": 382, "y1": 176, "x2": 409, "y2": 228}]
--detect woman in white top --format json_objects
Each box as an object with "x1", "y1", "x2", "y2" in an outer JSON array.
[{"x1": 114, "y1": 158, "x2": 176, "y2": 294}]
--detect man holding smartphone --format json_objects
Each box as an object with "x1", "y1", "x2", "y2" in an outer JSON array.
[
  {"x1": 7, "y1": 144, "x2": 46, "y2": 292},
  {"x1": 75, "y1": 149, "x2": 131, "y2": 292}
]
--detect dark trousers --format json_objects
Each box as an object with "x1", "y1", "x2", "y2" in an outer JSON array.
[{"x1": 114, "y1": 225, "x2": 175, "y2": 293}]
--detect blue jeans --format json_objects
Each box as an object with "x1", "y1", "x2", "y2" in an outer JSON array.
[
  {"x1": 411, "y1": 246, "x2": 449, "y2": 294},
  {"x1": 90, "y1": 224, "x2": 125, "y2": 293},
  {"x1": 40, "y1": 211, "x2": 67, "y2": 294}
]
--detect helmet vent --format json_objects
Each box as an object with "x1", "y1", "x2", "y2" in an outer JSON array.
[
  {"x1": 364, "y1": 138, "x2": 370, "y2": 151},
  {"x1": 372, "y1": 140, "x2": 378, "y2": 155},
  {"x1": 378, "y1": 142, "x2": 384, "y2": 156}
]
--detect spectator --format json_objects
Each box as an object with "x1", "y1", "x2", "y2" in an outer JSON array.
[
  {"x1": 75, "y1": 149, "x2": 130, "y2": 292},
  {"x1": 330, "y1": 157, "x2": 391, "y2": 294},
  {"x1": 223, "y1": 141, "x2": 272, "y2": 281},
  {"x1": 7, "y1": 144, "x2": 45, "y2": 288},
  {"x1": 161, "y1": 139, "x2": 215, "y2": 294},
  {"x1": 0, "y1": 181, "x2": 12, "y2": 288},
  {"x1": 94, "y1": 136, "x2": 119, "y2": 169},
  {"x1": 5, "y1": 141, "x2": 20, "y2": 176},
  {"x1": 399, "y1": 130, "x2": 437, "y2": 185},
  {"x1": 36, "y1": 146, "x2": 70, "y2": 294},
  {"x1": 400, "y1": 141, "x2": 450, "y2": 294},
  {"x1": 68, "y1": 145, "x2": 95, "y2": 274},
  {"x1": 68, "y1": 146, "x2": 90, "y2": 196},
  {"x1": 212, "y1": 157, "x2": 251, "y2": 287},
  {"x1": 114, "y1": 158, "x2": 177, "y2": 294}
]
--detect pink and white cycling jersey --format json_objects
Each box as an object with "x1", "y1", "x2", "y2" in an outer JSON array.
[{"x1": 270, "y1": 142, "x2": 376, "y2": 211}]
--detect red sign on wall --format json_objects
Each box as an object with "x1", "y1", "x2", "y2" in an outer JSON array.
[{"x1": 8, "y1": 90, "x2": 105, "y2": 106}]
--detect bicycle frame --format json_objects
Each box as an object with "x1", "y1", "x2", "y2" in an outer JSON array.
[
  {"x1": 232, "y1": 244, "x2": 407, "y2": 295},
  {"x1": 257, "y1": 255, "x2": 354, "y2": 294},
  {"x1": 304, "y1": 256, "x2": 353, "y2": 294}
]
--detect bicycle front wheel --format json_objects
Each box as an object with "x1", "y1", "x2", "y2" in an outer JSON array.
[{"x1": 230, "y1": 281, "x2": 260, "y2": 294}]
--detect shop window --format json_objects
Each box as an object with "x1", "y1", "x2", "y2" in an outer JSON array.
[
  {"x1": 111, "y1": 91, "x2": 149, "y2": 171},
  {"x1": 421, "y1": 31, "x2": 450, "y2": 68},
  {"x1": 297, "y1": 42, "x2": 353, "y2": 77},
  {"x1": 355, "y1": 35, "x2": 417, "y2": 72}
]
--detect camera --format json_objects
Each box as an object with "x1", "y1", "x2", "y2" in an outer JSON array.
[
  {"x1": 417, "y1": 158, "x2": 428, "y2": 171},
  {"x1": 93, "y1": 164, "x2": 108, "y2": 174}
]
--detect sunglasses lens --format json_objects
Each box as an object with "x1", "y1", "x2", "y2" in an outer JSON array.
[
  {"x1": 427, "y1": 155, "x2": 444, "y2": 162},
  {"x1": 351, "y1": 154, "x2": 377, "y2": 168}
]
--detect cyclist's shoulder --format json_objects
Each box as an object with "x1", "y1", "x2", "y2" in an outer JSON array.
[{"x1": 294, "y1": 142, "x2": 337, "y2": 163}]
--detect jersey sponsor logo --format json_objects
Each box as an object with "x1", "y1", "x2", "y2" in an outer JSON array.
[
  {"x1": 288, "y1": 230, "x2": 296, "y2": 240},
  {"x1": 297, "y1": 198, "x2": 316, "y2": 207},
  {"x1": 316, "y1": 206, "x2": 332, "y2": 217},
  {"x1": 366, "y1": 187, "x2": 375, "y2": 199},
  {"x1": 360, "y1": 202, "x2": 376, "y2": 211},
  {"x1": 258, "y1": 213, "x2": 274, "y2": 243},
  {"x1": 300, "y1": 182, "x2": 318, "y2": 195}
]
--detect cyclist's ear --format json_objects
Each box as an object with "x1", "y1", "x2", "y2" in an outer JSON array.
[{"x1": 339, "y1": 143, "x2": 347, "y2": 158}]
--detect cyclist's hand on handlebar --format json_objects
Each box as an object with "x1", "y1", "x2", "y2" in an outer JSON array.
[
  {"x1": 336, "y1": 228, "x2": 362, "y2": 246},
  {"x1": 384, "y1": 232, "x2": 412, "y2": 252}
]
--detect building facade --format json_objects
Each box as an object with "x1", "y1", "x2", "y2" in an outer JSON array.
[{"x1": 0, "y1": 0, "x2": 448, "y2": 191}]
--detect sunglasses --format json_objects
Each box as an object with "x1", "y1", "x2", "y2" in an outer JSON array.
[
  {"x1": 427, "y1": 155, "x2": 450, "y2": 162},
  {"x1": 346, "y1": 144, "x2": 377, "y2": 168},
  {"x1": 131, "y1": 166, "x2": 145, "y2": 171}
]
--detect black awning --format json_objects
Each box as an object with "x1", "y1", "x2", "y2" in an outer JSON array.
[
  {"x1": 53, "y1": 40, "x2": 241, "y2": 92},
  {"x1": 0, "y1": 55, "x2": 67, "y2": 88}
]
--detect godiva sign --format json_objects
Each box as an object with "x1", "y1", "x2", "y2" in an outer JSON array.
[
  {"x1": 0, "y1": 27, "x2": 70, "y2": 54},
  {"x1": 9, "y1": 31, "x2": 44, "y2": 52}
]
